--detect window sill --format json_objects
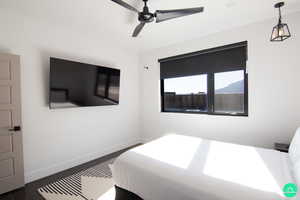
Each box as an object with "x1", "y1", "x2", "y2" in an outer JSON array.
[{"x1": 161, "y1": 110, "x2": 248, "y2": 117}]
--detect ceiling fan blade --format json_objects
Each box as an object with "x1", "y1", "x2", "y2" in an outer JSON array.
[
  {"x1": 132, "y1": 23, "x2": 146, "y2": 37},
  {"x1": 155, "y1": 7, "x2": 204, "y2": 23},
  {"x1": 111, "y1": 0, "x2": 139, "y2": 13}
]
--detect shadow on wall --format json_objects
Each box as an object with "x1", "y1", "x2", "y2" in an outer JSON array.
[{"x1": 38, "y1": 48, "x2": 119, "y2": 107}]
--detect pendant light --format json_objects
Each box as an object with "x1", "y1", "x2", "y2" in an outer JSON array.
[{"x1": 270, "y1": 2, "x2": 291, "y2": 42}]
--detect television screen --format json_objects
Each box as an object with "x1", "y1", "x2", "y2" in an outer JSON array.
[{"x1": 49, "y1": 57, "x2": 120, "y2": 109}]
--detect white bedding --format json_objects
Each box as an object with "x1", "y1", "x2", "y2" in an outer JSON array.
[{"x1": 111, "y1": 135, "x2": 295, "y2": 200}]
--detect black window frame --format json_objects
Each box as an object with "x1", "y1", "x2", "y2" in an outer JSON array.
[{"x1": 161, "y1": 68, "x2": 248, "y2": 117}]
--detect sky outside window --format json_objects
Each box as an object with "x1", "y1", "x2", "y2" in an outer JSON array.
[
  {"x1": 164, "y1": 71, "x2": 244, "y2": 94},
  {"x1": 164, "y1": 74, "x2": 207, "y2": 94},
  {"x1": 215, "y1": 70, "x2": 244, "y2": 90}
]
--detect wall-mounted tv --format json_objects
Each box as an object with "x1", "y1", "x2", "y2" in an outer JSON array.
[{"x1": 50, "y1": 57, "x2": 120, "y2": 109}]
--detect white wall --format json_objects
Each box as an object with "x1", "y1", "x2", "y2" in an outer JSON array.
[
  {"x1": 139, "y1": 12, "x2": 300, "y2": 148},
  {"x1": 0, "y1": 10, "x2": 141, "y2": 183}
]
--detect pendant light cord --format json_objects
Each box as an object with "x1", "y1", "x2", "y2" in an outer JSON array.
[{"x1": 278, "y1": 6, "x2": 282, "y2": 24}]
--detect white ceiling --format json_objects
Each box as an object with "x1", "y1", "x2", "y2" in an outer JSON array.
[{"x1": 1, "y1": 0, "x2": 300, "y2": 52}]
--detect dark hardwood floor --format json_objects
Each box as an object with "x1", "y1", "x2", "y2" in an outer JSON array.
[{"x1": 0, "y1": 145, "x2": 139, "y2": 200}]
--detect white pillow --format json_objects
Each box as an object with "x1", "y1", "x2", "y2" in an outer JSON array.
[
  {"x1": 289, "y1": 127, "x2": 300, "y2": 165},
  {"x1": 292, "y1": 160, "x2": 300, "y2": 187}
]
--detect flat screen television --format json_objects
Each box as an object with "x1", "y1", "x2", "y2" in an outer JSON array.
[{"x1": 49, "y1": 57, "x2": 120, "y2": 109}]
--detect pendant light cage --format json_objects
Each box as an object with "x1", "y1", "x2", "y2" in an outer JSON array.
[{"x1": 270, "y1": 2, "x2": 291, "y2": 42}]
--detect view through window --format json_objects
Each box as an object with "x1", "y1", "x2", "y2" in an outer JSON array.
[
  {"x1": 162, "y1": 70, "x2": 247, "y2": 116},
  {"x1": 164, "y1": 75, "x2": 208, "y2": 113},
  {"x1": 214, "y1": 70, "x2": 245, "y2": 114}
]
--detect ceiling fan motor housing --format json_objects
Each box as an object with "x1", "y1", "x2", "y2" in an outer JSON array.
[
  {"x1": 138, "y1": 12, "x2": 154, "y2": 23},
  {"x1": 139, "y1": 2, "x2": 154, "y2": 23}
]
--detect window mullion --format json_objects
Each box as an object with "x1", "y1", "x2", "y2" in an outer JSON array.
[{"x1": 207, "y1": 73, "x2": 214, "y2": 114}]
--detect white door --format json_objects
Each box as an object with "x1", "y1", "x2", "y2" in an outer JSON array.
[{"x1": 0, "y1": 53, "x2": 24, "y2": 194}]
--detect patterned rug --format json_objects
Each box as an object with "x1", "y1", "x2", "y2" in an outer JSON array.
[{"x1": 38, "y1": 159, "x2": 116, "y2": 200}]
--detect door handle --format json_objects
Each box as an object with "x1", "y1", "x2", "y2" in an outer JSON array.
[
  {"x1": 8, "y1": 126, "x2": 21, "y2": 132},
  {"x1": 0, "y1": 126, "x2": 21, "y2": 136}
]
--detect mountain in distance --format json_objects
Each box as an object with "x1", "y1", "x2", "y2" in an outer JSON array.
[{"x1": 215, "y1": 80, "x2": 244, "y2": 94}]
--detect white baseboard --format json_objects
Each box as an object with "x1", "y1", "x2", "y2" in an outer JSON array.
[{"x1": 24, "y1": 138, "x2": 141, "y2": 183}]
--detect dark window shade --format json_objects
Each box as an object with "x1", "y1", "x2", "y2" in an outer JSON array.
[{"x1": 159, "y1": 41, "x2": 248, "y2": 79}]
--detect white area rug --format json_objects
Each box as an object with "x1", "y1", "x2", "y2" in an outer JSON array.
[{"x1": 38, "y1": 159, "x2": 115, "y2": 200}]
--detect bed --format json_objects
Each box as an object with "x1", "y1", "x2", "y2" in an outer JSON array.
[{"x1": 111, "y1": 130, "x2": 300, "y2": 200}]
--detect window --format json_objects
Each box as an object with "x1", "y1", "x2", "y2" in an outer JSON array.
[
  {"x1": 160, "y1": 41, "x2": 248, "y2": 116},
  {"x1": 161, "y1": 69, "x2": 247, "y2": 116},
  {"x1": 214, "y1": 70, "x2": 246, "y2": 114},
  {"x1": 163, "y1": 74, "x2": 208, "y2": 113}
]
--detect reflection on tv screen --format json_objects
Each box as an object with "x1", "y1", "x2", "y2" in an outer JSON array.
[{"x1": 50, "y1": 57, "x2": 120, "y2": 109}]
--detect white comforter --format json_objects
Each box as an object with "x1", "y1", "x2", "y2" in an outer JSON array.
[{"x1": 111, "y1": 135, "x2": 294, "y2": 200}]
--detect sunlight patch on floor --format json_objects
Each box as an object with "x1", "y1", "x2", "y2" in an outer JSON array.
[
  {"x1": 97, "y1": 187, "x2": 115, "y2": 200},
  {"x1": 81, "y1": 176, "x2": 115, "y2": 200}
]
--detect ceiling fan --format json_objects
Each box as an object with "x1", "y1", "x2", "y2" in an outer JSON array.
[{"x1": 111, "y1": 0, "x2": 204, "y2": 37}]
